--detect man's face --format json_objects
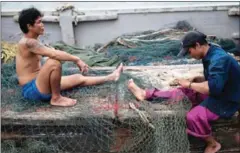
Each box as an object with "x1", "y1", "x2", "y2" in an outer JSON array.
[
  {"x1": 28, "y1": 16, "x2": 44, "y2": 35},
  {"x1": 187, "y1": 43, "x2": 203, "y2": 60}
]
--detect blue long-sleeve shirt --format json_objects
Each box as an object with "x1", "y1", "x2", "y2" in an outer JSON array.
[{"x1": 200, "y1": 44, "x2": 240, "y2": 118}]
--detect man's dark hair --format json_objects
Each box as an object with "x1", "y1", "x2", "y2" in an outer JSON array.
[
  {"x1": 182, "y1": 31, "x2": 208, "y2": 49},
  {"x1": 177, "y1": 31, "x2": 208, "y2": 57},
  {"x1": 18, "y1": 7, "x2": 43, "y2": 33}
]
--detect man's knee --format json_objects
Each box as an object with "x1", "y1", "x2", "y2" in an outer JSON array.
[
  {"x1": 186, "y1": 112, "x2": 196, "y2": 123},
  {"x1": 46, "y1": 59, "x2": 62, "y2": 69},
  {"x1": 186, "y1": 110, "x2": 200, "y2": 124}
]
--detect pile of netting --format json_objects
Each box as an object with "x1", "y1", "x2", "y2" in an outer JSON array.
[
  {"x1": 2, "y1": 21, "x2": 239, "y2": 66},
  {"x1": 93, "y1": 20, "x2": 239, "y2": 65},
  {"x1": 1, "y1": 41, "x2": 18, "y2": 63},
  {"x1": 2, "y1": 61, "x2": 191, "y2": 153},
  {"x1": 52, "y1": 21, "x2": 238, "y2": 66}
]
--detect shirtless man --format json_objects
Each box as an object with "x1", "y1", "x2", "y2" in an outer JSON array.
[{"x1": 16, "y1": 7, "x2": 123, "y2": 107}]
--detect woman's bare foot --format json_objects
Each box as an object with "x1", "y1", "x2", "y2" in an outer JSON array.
[
  {"x1": 204, "y1": 140, "x2": 221, "y2": 153},
  {"x1": 127, "y1": 79, "x2": 146, "y2": 101},
  {"x1": 108, "y1": 63, "x2": 123, "y2": 81},
  {"x1": 50, "y1": 96, "x2": 77, "y2": 107}
]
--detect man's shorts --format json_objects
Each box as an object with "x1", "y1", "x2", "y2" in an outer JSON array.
[{"x1": 22, "y1": 79, "x2": 51, "y2": 101}]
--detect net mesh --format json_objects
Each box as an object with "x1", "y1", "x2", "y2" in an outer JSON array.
[
  {"x1": 95, "y1": 20, "x2": 238, "y2": 66},
  {"x1": 1, "y1": 21, "x2": 238, "y2": 153},
  {"x1": 1, "y1": 61, "x2": 191, "y2": 153}
]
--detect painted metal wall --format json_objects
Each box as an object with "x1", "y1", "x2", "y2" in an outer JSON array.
[
  {"x1": 1, "y1": 17, "x2": 62, "y2": 44},
  {"x1": 1, "y1": 10, "x2": 239, "y2": 47},
  {"x1": 2, "y1": 2, "x2": 238, "y2": 12}
]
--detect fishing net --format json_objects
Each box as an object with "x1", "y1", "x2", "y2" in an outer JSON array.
[
  {"x1": 1, "y1": 20, "x2": 238, "y2": 153},
  {"x1": 95, "y1": 20, "x2": 238, "y2": 66},
  {"x1": 1, "y1": 41, "x2": 18, "y2": 63},
  {"x1": 1, "y1": 60, "x2": 192, "y2": 153},
  {"x1": 1, "y1": 21, "x2": 238, "y2": 66}
]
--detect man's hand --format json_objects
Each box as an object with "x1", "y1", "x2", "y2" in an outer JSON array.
[
  {"x1": 169, "y1": 79, "x2": 180, "y2": 86},
  {"x1": 186, "y1": 77, "x2": 195, "y2": 83},
  {"x1": 173, "y1": 78, "x2": 209, "y2": 94},
  {"x1": 177, "y1": 79, "x2": 191, "y2": 88},
  {"x1": 170, "y1": 78, "x2": 191, "y2": 87},
  {"x1": 75, "y1": 59, "x2": 89, "y2": 73},
  {"x1": 188, "y1": 76, "x2": 205, "y2": 83}
]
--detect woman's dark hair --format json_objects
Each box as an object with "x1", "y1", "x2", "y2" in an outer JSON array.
[{"x1": 18, "y1": 7, "x2": 43, "y2": 33}]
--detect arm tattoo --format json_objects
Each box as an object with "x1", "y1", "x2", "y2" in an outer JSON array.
[{"x1": 25, "y1": 39, "x2": 44, "y2": 52}]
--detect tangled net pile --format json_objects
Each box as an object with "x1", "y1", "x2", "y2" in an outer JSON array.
[
  {"x1": 1, "y1": 21, "x2": 238, "y2": 66},
  {"x1": 1, "y1": 41, "x2": 18, "y2": 63},
  {"x1": 2, "y1": 61, "x2": 191, "y2": 153},
  {"x1": 95, "y1": 20, "x2": 238, "y2": 66}
]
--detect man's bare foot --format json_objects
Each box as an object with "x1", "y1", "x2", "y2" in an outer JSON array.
[
  {"x1": 108, "y1": 63, "x2": 123, "y2": 81},
  {"x1": 235, "y1": 132, "x2": 240, "y2": 144},
  {"x1": 127, "y1": 79, "x2": 146, "y2": 101},
  {"x1": 50, "y1": 96, "x2": 77, "y2": 107},
  {"x1": 204, "y1": 141, "x2": 221, "y2": 153}
]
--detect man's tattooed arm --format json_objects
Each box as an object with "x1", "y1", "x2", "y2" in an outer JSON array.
[
  {"x1": 25, "y1": 38, "x2": 57, "y2": 58},
  {"x1": 25, "y1": 38, "x2": 45, "y2": 53},
  {"x1": 25, "y1": 38, "x2": 80, "y2": 62}
]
